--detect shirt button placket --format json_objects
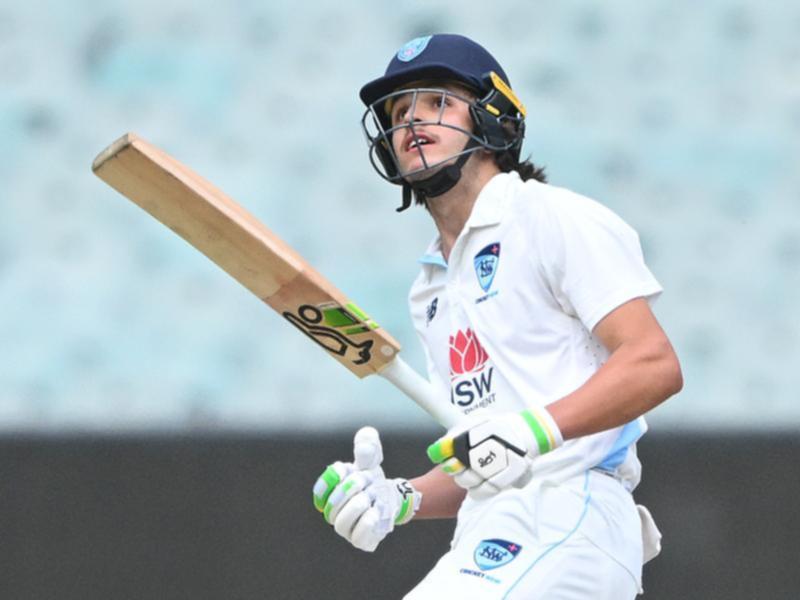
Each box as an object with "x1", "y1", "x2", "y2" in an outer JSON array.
[{"x1": 446, "y1": 239, "x2": 468, "y2": 328}]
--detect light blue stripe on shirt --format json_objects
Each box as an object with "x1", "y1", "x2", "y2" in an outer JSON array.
[
  {"x1": 595, "y1": 419, "x2": 645, "y2": 472},
  {"x1": 502, "y1": 472, "x2": 592, "y2": 599}
]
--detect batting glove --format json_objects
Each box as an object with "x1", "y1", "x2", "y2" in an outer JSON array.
[
  {"x1": 427, "y1": 408, "x2": 563, "y2": 499},
  {"x1": 312, "y1": 426, "x2": 421, "y2": 552}
]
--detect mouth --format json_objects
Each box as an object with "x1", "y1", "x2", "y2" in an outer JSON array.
[{"x1": 404, "y1": 132, "x2": 435, "y2": 153}]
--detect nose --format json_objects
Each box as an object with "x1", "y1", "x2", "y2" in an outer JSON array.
[
  {"x1": 400, "y1": 94, "x2": 433, "y2": 124},
  {"x1": 407, "y1": 99, "x2": 434, "y2": 122},
  {"x1": 398, "y1": 105, "x2": 422, "y2": 125}
]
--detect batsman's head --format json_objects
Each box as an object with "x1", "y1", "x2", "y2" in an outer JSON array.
[{"x1": 359, "y1": 34, "x2": 528, "y2": 211}]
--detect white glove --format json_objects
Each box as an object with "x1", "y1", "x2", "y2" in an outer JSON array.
[
  {"x1": 312, "y1": 426, "x2": 421, "y2": 552},
  {"x1": 427, "y1": 408, "x2": 563, "y2": 499}
]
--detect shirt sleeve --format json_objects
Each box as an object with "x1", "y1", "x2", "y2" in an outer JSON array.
[{"x1": 535, "y1": 188, "x2": 663, "y2": 331}]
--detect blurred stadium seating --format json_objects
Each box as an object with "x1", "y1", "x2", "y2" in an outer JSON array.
[
  {"x1": 2, "y1": 4, "x2": 798, "y2": 599},
  {"x1": 1, "y1": 0, "x2": 798, "y2": 432}
]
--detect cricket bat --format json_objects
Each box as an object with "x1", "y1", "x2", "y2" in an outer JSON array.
[{"x1": 92, "y1": 132, "x2": 461, "y2": 429}]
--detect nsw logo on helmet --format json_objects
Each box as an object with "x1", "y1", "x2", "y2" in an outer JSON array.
[{"x1": 396, "y1": 36, "x2": 432, "y2": 62}]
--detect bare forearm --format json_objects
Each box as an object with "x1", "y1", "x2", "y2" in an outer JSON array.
[
  {"x1": 410, "y1": 466, "x2": 466, "y2": 519},
  {"x1": 548, "y1": 335, "x2": 682, "y2": 440}
]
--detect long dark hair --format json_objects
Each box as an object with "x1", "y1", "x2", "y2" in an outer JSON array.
[
  {"x1": 496, "y1": 150, "x2": 547, "y2": 183},
  {"x1": 496, "y1": 117, "x2": 547, "y2": 183}
]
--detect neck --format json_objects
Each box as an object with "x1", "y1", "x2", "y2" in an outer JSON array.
[{"x1": 424, "y1": 155, "x2": 500, "y2": 261}]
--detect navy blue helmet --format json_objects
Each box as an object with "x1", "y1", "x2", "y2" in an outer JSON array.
[{"x1": 359, "y1": 34, "x2": 527, "y2": 210}]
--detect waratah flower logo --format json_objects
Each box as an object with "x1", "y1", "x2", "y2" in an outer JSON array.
[{"x1": 449, "y1": 329, "x2": 490, "y2": 376}]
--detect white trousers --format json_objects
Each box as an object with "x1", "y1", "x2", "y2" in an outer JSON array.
[{"x1": 404, "y1": 471, "x2": 642, "y2": 600}]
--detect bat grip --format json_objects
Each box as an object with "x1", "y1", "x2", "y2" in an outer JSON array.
[{"x1": 378, "y1": 357, "x2": 462, "y2": 429}]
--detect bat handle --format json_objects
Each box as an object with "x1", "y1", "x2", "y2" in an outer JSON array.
[{"x1": 378, "y1": 357, "x2": 462, "y2": 429}]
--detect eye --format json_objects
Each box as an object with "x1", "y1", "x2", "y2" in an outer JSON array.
[
  {"x1": 435, "y1": 96, "x2": 448, "y2": 107},
  {"x1": 391, "y1": 98, "x2": 411, "y2": 124}
]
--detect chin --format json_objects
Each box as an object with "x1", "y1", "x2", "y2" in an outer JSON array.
[{"x1": 400, "y1": 157, "x2": 451, "y2": 181}]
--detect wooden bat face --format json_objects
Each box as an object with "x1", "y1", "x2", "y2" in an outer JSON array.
[{"x1": 92, "y1": 133, "x2": 401, "y2": 378}]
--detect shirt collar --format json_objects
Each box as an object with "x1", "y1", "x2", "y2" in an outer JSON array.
[
  {"x1": 418, "y1": 235, "x2": 447, "y2": 268},
  {"x1": 418, "y1": 248, "x2": 447, "y2": 268},
  {"x1": 416, "y1": 171, "x2": 519, "y2": 270},
  {"x1": 463, "y1": 170, "x2": 518, "y2": 229}
]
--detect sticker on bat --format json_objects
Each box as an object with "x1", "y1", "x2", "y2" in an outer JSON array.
[{"x1": 282, "y1": 302, "x2": 380, "y2": 365}]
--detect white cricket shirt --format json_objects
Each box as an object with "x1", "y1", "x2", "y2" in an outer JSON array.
[{"x1": 409, "y1": 171, "x2": 663, "y2": 491}]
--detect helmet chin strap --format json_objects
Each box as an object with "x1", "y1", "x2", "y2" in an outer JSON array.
[{"x1": 396, "y1": 139, "x2": 479, "y2": 212}]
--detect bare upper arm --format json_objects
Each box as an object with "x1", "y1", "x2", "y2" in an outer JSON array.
[{"x1": 592, "y1": 297, "x2": 672, "y2": 354}]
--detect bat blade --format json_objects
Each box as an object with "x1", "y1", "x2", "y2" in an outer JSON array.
[{"x1": 92, "y1": 132, "x2": 461, "y2": 428}]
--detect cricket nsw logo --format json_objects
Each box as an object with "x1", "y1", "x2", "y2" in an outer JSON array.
[
  {"x1": 473, "y1": 242, "x2": 500, "y2": 304},
  {"x1": 474, "y1": 539, "x2": 522, "y2": 571},
  {"x1": 396, "y1": 35, "x2": 432, "y2": 62},
  {"x1": 449, "y1": 329, "x2": 496, "y2": 410}
]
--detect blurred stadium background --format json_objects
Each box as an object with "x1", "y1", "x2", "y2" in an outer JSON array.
[{"x1": 1, "y1": 1, "x2": 798, "y2": 598}]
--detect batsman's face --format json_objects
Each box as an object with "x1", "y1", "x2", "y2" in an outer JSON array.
[{"x1": 388, "y1": 84, "x2": 475, "y2": 180}]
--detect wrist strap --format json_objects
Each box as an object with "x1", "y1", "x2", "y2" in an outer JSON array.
[
  {"x1": 520, "y1": 407, "x2": 564, "y2": 455},
  {"x1": 394, "y1": 479, "x2": 422, "y2": 525}
]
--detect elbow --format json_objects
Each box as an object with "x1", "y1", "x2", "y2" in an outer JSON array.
[
  {"x1": 635, "y1": 336, "x2": 683, "y2": 406},
  {"x1": 665, "y1": 354, "x2": 684, "y2": 397},
  {"x1": 658, "y1": 341, "x2": 683, "y2": 399}
]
